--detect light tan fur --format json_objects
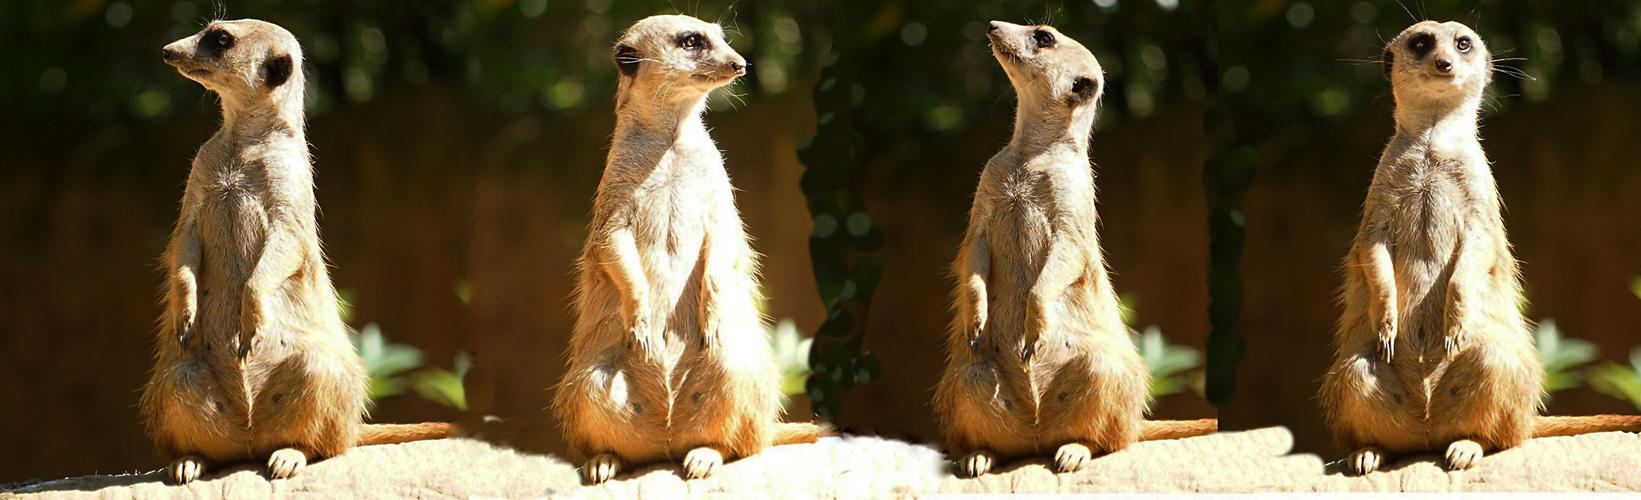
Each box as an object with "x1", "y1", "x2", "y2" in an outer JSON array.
[
  {"x1": 140, "y1": 20, "x2": 450, "y2": 485},
  {"x1": 932, "y1": 21, "x2": 1215, "y2": 479},
  {"x1": 1319, "y1": 21, "x2": 1639, "y2": 475},
  {"x1": 551, "y1": 14, "x2": 822, "y2": 485}
]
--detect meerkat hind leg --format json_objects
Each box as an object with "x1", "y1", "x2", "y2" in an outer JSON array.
[
  {"x1": 583, "y1": 453, "x2": 623, "y2": 484},
  {"x1": 167, "y1": 455, "x2": 206, "y2": 484},
  {"x1": 266, "y1": 447, "x2": 310, "y2": 479}
]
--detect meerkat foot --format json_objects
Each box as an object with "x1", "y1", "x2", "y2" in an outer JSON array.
[
  {"x1": 266, "y1": 448, "x2": 307, "y2": 479},
  {"x1": 167, "y1": 455, "x2": 205, "y2": 484},
  {"x1": 1444, "y1": 440, "x2": 1484, "y2": 471},
  {"x1": 583, "y1": 454, "x2": 622, "y2": 484},
  {"x1": 958, "y1": 450, "x2": 997, "y2": 478},
  {"x1": 682, "y1": 447, "x2": 724, "y2": 480},
  {"x1": 1347, "y1": 446, "x2": 1384, "y2": 475},
  {"x1": 1053, "y1": 443, "x2": 1092, "y2": 473}
]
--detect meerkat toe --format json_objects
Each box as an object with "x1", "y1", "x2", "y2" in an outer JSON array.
[
  {"x1": 583, "y1": 454, "x2": 622, "y2": 484},
  {"x1": 168, "y1": 455, "x2": 205, "y2": 484},
  {"x1": 1444, "y1": 440, "x2": 1483, "y2": 471},
  {"x1": 1053, "y1": 443, "x2": 1092, "y2": 473},
  {"x1": 1379, "y1": 336, "x2": 1394, "y2": 364},
  {"x1": 1347, "y1": 446, "x2": 1383, "y2": 475},
  {"x1": 682, "y1": 447, "x2": 724, "y2": 480},
  {"x1": 959, "y1": 450, "x2": 996, "y2": 478},
  {"x1": 266, "y1": 448, "x2": 307, "y2": 479}
]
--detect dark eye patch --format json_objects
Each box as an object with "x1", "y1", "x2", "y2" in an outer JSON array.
[
  {"x1": 197, "y1": 28, "x2": 235, "y2": 57},
  {"x1": 676, "y1": 32, "x2": 706, "y2": 51},
  {"x1": 1032, "y1": 30, "x2": 1056, "y2": 49},
  {"x1": 1406, "y1": 33, "x2": 1434, "y2": 58}
]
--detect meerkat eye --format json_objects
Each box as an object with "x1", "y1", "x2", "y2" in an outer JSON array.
[
  {"x1": 1456, "y1": 37, "x2": 1472, "y2": 53},
  {"x1": 198, "y1": 28, "x2": 235, "y2": 56},
  {"x1": 1407, "y1": 33, "x2": 1433, "y2": 57},
  {"x1": 677, "y1": 32, "x2": 706, "y2": 51},
  {"x1": 1032, "y1": 30, "x2": 1056, "y2": 49}
]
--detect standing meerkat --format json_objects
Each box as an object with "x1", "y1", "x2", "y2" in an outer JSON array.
[
  {"x1": 932, "y1": 21, "x2": 1217, "y2": 478},
  {"x1": 1320, "y1": 20, "x2": 1641, "y2": 475},
  {"x1": 551, "y1": 14, "x2": 824, "y2": 485},
  {"x1": 141, "y1": 20, "x2": 451, "y2": 485}
]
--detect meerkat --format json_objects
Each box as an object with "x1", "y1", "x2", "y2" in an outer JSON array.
[
  {"x1": 551, "y1": 14, "x2": 825, "y2": 485},
  {"x1": 1319, "y1": 21, "x2": 1641, "y2": 475},
  {"x1": 140, "y1": 20, "x2": 451, "y2": 485},
  {"x1": 932, "y1": 21, "x2": 1218, "y2": 479}
]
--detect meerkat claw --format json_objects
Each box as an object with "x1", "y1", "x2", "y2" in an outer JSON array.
[
  {"x1": 1378, "y1": 333, "x2": 1394, "y2": 364},
  {"x1": 1444, "y1": 440, "x2": 1483, "y2": 471},
  {"x1": 682, "y1": 447, "x2": 723, "y2": 479},
  {"x1": 1053, "y1": 443, "x2": 1092, "y2": 473},
  {"x1": 1347, "y1": 446, "x2": 1383, "y2": 475},
  {"x1": 959, "y1": 450, "x2": 996, "y2": 478},
  {"x1": 266, "y1": 448, "x2": 306, "y2": 480},
  {"x1": 168, "y1": 455, "x2": 205, "y2": 484},
  {"x1": 583, "y1": 454, "x2": 622, "y2": 484}
]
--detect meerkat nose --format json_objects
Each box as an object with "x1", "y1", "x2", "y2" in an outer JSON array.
[
  {"x1": 1435, "y1": 59, "x2": 1453, "y2": 73},
  {"x1": 163, "y1": 46, "x2": 182, "y2": 62},
  {"x1": 730, "y1": 59, "x2": 747, "y2": 75},
  {"x1": 988, "y1": 22, "x2": 1002, "y2": 34}
]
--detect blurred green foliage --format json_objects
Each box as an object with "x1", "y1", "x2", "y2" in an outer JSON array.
[
  {"x1": 1585, "y1": 278, "x2": 1641, "y2": 410},
  {"x1": 1120, "y1": 292, "x2": 1206, "y2": 400},
  {"x1": 1534, "y1": 318, "x2": 1597, "y2": 405}
]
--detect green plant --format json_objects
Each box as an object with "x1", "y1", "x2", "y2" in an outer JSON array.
[
  {"x1": 1534, "y1": 318, "x2": 1598, "y2": 405},
  {"x1": 1119, "y1": 292, "x2": 1206, "y2": 399},
  {"x1": 351, "y1": 323, "x2": 423, "y2": 404},
  {"x1": 770, "y1": 318, "x2": 814, "y2": 399},
  {"x1": 1588, "y1": 348, "x2": 1641, "y2": 410},
  {"x1": 412, "y1": 352, "x2": 472, "y2": 412}
]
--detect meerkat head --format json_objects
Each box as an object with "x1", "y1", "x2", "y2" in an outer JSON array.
[
  {"x1": 612, "y1": 15, "x2": 747, "y2": 110},
  {"x1": 1382, "y1": 21, "x2": 1491, "y2": 104},
  {"x1": 986, "y1": 21, "x2": 1103, "y2": 114},
  {"x1": 163, "y1": 20, "x2": 304, "y2": 112}
]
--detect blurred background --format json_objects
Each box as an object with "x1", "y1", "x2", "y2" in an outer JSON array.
[
  {"x1": 1217, "y1": 0, "x2": 1641, "y2": 459},
  {"x1": 0, "y1": 0, "x2": 1213, "y2": 482}
]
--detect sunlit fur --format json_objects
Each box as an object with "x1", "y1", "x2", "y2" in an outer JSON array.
[
  {"x1": 140, "y1": 20, "x2": 450, "y2": 485},
  {"x1": 1319, "y1": 21, "x2": 1539, "y2": 474},
  {"x1": 932, "y1": 21, "x2": 1149, "y2": 478},
  {"x1": 551, "y1": 15, "x2": 820, "y2": 485}
]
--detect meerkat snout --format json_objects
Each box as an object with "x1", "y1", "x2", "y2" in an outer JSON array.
[
  {"x1": 164, "y1": 20, "x2": 300, "y2": 96},
  {"x1": 985, "y1": 21, "x2": 1102, "y2": 106}
]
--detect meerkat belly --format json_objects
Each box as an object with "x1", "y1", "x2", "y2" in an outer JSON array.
[
  {"x1": 632, "y1": 170, "x2": 712, "y2": 349},
  {"x1": 1386, "y1": 163, "x2": 1465, "y2": 361},
  {"x1": 985, "y1": 192, "x2": 1053, "y2": 332}
]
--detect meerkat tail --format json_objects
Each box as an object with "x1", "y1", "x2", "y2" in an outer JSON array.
[
  {"x1": 772, "y1": 422, "x2": 836, "y2": 446},
  {"x1": 356, "y1": 422, "x2": 458, "y2": 446},
  {"x1": 1140, "y1": 419, "x2": 1219, "y2": 441},
  {"x1": 1533, "y1": 415, "x2": 1641, "y2": 438}
]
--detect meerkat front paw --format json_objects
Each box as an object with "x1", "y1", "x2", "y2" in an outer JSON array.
[
  {"x1": 168, "y1": 455, "x2": 205, "y2": 484},
  {"x1": 958, "y1": 450, "x2": 997, "y2": 477},
  {"x1": 238, "y1": 293, "x2": 264, "y2": 356},
  {"x1": 1347, "y1": 446, "x2": 1384, "y2": 475},
  {"x1": 1376, "y1": 317, "x2": 1397, "y2": 364},
  {"x1": 266, "y1": 448, "x2": 307, "y2": 479},
  {"x1": 682, "y1": 447, "x2": 723, "y2": 480},
  {"x1": 1444, "y1": 440, "x2": 1483, "y2": 471},
  {"x1": 583, "y1": 454, "x2": 622, "y2": 484},
  {"x1": 1053, "y1": 443, "x2": 1092, "y2": 473},
  {"x1": 175, "y1": 314, "x2": 196, "y2": 349}
]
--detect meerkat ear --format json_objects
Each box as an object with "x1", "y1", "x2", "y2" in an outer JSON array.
[
  {"x1": 1382, "y1": 49, "x2": 1394, "y2": 81},
  {"x1": 1069, "y1": 77, "x2": 1098, "y2": 103},
  {"x1": 614, "y1": 44, "x2": 640, "y2": 77},
  {"x1": 262, "y1": 53, "x2": 293, "y2": 88}
]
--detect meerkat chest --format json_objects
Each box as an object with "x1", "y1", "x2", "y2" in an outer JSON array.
[
  {"x1": 986, "y1": 169, "x2": 1058, "y2": 267},
  {"x1": 1382, "y1": 154, "x2": 1470, "y2": 263},
  {"x1": 193, "y1": 155, "x2": 270, "y2": 269},
  {"x1": 628, "y1": 156, "x2": 721, "y2": 257}
]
